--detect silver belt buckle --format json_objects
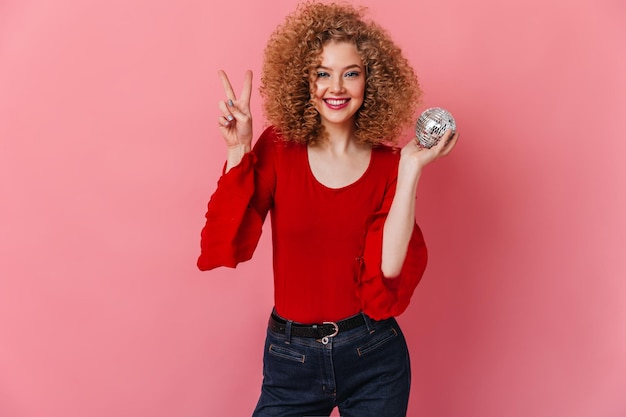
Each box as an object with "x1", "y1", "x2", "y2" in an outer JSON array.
[{"x1": 319, "y1": 321, "x2": 339, "y2": 345}]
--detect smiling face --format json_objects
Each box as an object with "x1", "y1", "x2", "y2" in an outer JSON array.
[{"x1": 312, "y1": 41, "x2": 366, "y2": 132}]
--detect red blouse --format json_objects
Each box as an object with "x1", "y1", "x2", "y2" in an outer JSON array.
[{"x1": 197, "y1": 127, "x2": 427, "y2": 323}]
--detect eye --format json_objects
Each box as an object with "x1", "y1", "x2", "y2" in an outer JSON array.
[
  {"x1": 316, "y1": 71, "x2": 330, "y2": 78},
  {"x1": 344, "y1": 71, "x2": 361, "y2": 78}
]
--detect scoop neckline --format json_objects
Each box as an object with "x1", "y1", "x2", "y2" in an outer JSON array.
[{"x1": 305, "y1": 145, "x2": 374, "y2": 191}]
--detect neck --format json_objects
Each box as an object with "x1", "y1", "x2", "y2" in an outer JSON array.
[{"x1": 317, "y1": 123, "x2": 357, "y2": 154}]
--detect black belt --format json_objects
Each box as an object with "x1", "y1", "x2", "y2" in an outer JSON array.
[{"x1": 269, "y1": 311, "x2": 366, "y2": 339}]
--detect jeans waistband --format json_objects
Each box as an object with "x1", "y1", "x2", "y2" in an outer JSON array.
[{"x1": 269, "y1": 311, "x2": 368, "y2": 339}]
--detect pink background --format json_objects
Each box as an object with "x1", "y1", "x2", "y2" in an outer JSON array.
[{"x1": 1, "y1": 0, "x2": 625, "y2": 416}]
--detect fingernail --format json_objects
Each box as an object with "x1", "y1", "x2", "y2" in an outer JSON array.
[
  {"x1": 227, "y1": 99, "x2": 234, "y2": 107},
  {"x1": 227, "y1": 115, "x2": 234, "y2": 121}
]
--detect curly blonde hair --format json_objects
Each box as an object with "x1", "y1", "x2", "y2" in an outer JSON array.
[{"x1": 260, "y1": 1, "x2": 421, "y2": 146}]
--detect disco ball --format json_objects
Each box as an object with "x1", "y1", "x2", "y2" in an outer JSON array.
[{"x1": 415, "y1": 107, "x2": 456, "y2": 148}]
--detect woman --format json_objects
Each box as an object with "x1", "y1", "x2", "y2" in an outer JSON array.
[{"x1": 197, "y1": 2, "x2": 458, "y2": 416}]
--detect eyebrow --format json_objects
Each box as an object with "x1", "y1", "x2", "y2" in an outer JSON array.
[{"x1": 316, "y1": 64, "x2": 363, "y2": 71}]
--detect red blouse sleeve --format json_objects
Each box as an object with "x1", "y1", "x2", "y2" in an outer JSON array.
[
  {"x1": 196, "y1": 133, "x2": 275, "y2": 271},
  {"x1": 356, "y1": 184, "x2": 428, "y2": 320}
]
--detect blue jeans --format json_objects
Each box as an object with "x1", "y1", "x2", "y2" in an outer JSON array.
[{"x1": 252, "y1": 312, "x2": 411, "y2": 417}]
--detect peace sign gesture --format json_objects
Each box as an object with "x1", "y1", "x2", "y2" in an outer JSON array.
[{"x1": 217, "y1": 70, "x2": 253, "y2": 166}]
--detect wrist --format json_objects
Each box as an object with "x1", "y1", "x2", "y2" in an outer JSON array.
[
  {"x1": 397, "y1": 157, "x2": 421, "y2": 191},
  {"x1": 227, "y1": 142, "x2": 251, "y2": 155},
  {"x1": 225, "y1": 143, "x2": 251, "y2": 172}
]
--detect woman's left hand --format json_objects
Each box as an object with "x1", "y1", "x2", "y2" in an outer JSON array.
[{"x1": 399, "y1": 129, "x2": 460, "y2": 176}]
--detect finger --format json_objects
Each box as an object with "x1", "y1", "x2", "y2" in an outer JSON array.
[
  {"x1": 435, "y1": 129, "x2": 455, "y2": 151},
  {"x1": 240, "y1": 70, "x2": 253, "y2": 104},
  {"x1": 218, "y1": 70, "x2": 237, "y2": 100},
  {"x1": 445, "y1": 131, "x2": 459, "y2": 147},
  {"x1": 440, "y1": 131, "x2": 460, "y2": 156},
  {"x1": 218, "y1": 115, "x2": 232, "y2": 128},
  {"x1": 442, "y1": 129, "x2": 455, "y2": 142},
  {"x1": 218, "y1": 100, "x2": 235, "y2": 122}
]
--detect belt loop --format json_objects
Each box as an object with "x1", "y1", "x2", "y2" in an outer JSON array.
[
  {"x1": 362, "y1": 312, "x2": 375, "y2": 333},
  {"x1": 285, "y1": 320, "x2": 293, "y2": 344}
]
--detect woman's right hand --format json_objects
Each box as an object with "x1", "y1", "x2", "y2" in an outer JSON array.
[{"x1": 217, "y1": 70, "x2": 253, "y2": 170}]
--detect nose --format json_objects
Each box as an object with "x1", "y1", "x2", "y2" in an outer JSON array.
[{"x1": 330, "y1": 76, "x2": 344, "y2": 93}]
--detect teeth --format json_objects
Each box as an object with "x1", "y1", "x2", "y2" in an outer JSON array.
[{"x1": 326, "y1": 99, "x2": 348, "y2": 105}]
